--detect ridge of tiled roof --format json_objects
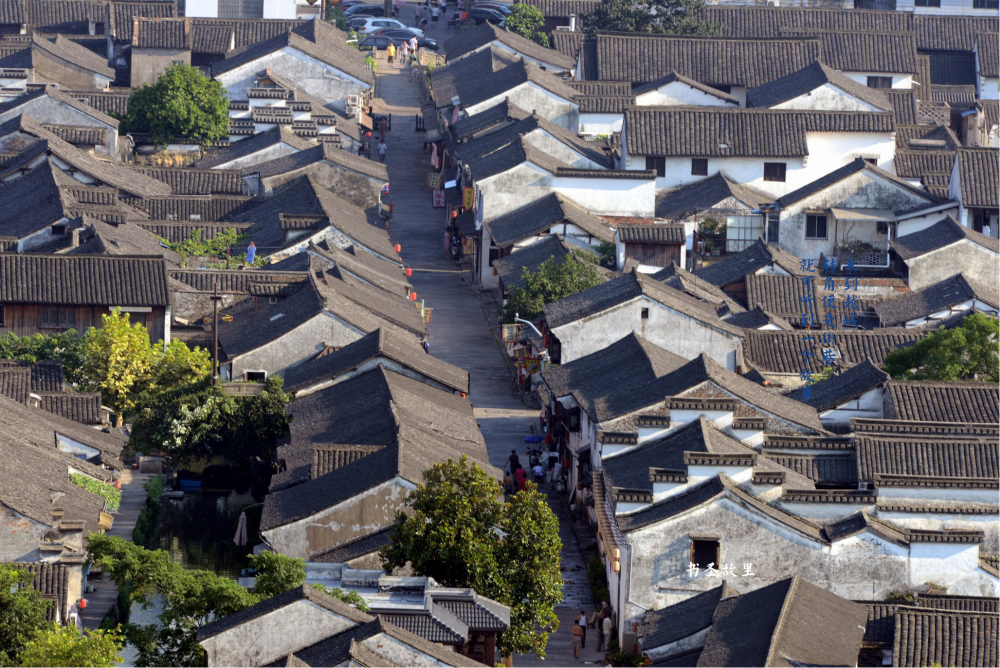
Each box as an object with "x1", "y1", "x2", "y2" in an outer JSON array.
[
  {"x1": 0, "y1": 85, "x2": 119, "y2": 130},
  {"x1": 874, "y1": 274, "x2": 998, "y2": 327},
  {"x1": 456, "y1": 112, "x2": 609, "y2": 170},
  {"x1": 309, "y1": 259, "x2": 425, "y2": 337},
  {"x1": 892, "y1": 216, "x2": 1000, "y2": 261},
  {"x1": 893, "y1": 149, "x2": 956, "y2": 180},
  {"x1": 957, "y1": 148, "x2": 998, "y2": 209},
  {"x1": 192, "y1": 125, "x2": 314, "y2": 170},
  {"x1": 106, "y1": 1, "x2": 178, "y2": 43},
  {"x1": 516, "y1": 0, "x2": 600, "y2": 19},
  {"x1": 0, "y1": 160, "x2": 69, "y2": 239},
  {"x1": 693, "y1": 238, "x2": 805, "y2": 288},
  {"x1": 69, "y1": 216, "x2": 181, "y2": 264},
  {"x1": 484, "y1": 191, "x2": 612, "y2": 247},
  {"x1": 855, "y1": 431, "x2": 998, "y2": 486},
  {"x1": 625, "y1": 106, "x2": 894, "y2": 159},
  {"x1": 884, "y1": 380, "x2": 999, "y2": 425},
  {"x1": 747, "y1": 60, "x2": 891, "y2": 111},
  {"x1": 378, "y1": 606, "x2": 469, "y2": 645},
  {"x1": 776, "y1": 157, "x2": 941, "y2": 210},
  {"x1": 309, "y1": 526, "x2": 392, "y2": 564},
  {"x1": 133, "y1": 167, "x2": 243, "y2": 195},
  {"x1": 308, "y1": 239, "x2": 411, "y2": 297},
  {"x1": 241, "y1": 141, "x2": 389, "y2": 183},
  {"x1": 654, "y1": 172, "x2": 772, "y2": 221},
  {"x1": 457, "y1": 56, "x2": 580, "y2": 108},
  {"x1": 616, "y1": 222, "x2": 685, "y2": 244},
  {"x1": 592, "y1": 32, "x2": 821, "y2": 89},
  {"x1": 450, "y1": 98, "x2": 532, "y2": 140},
  {"x1": 187, "y1": 17, "x2": 304, "y2": 50},
  {"x1": 650, "y1": 262, "x2": 747, "y2": 315},
  {"x1": 442, "y1": 20, "x2": 575, "y2": 70},
  {"x1": 132, "y1": 16, "x2": 191, "y2": 50},
  {"x1": 30, "y1": 33, "x2": 114, "y2": 79},
  {"x1": 743, "y1": 329, "x2": 926, "y2": 374},
  {"x1": 464, "y1": 136, "x2": 573, "y2": 181},
  {"x1": 786, "y1": 360, "x2": 888, "y2": 412},
  {"x1": 282, "y1": 326, "x2": 468, "y2": 395},
  {"x1": 723, "y1": 306, "x2": 792, "y2": 331}
]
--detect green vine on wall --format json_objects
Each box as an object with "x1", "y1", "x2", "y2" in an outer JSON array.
[{"x1": 70, "y1": 473, "x2": 121, "y2": 512}]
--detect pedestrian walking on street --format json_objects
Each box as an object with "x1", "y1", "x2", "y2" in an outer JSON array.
[
  {"x1": 503, "y1": 449, "x2": 521, "y2": 478},
  {"x1": 377, "y1": 139, "x2": 387, "y2": 163},
  {"x1": 601, "y1": 614, "x2": 613, "y2": 653},
  {"x1": 578, "y1": 611, "x2": 588, "y2": 648},
  {"x1": 572, "y1": 621, "x2": 584, "y2": 659},
  {"x1": 387, "y1": 41, "x2": 395, "y2": 67},
  {"x1": 400, "y1": 41, "x2": 409, "y2": 65},
  {"x1": 410, "y1": 34, "x2": 419, "y2": 56},
  {"x1": 503, "y1": 472, "x2": 513, "y2": 502},
  {"x1": 431, "y1": 5, "x2": 440, "y2": 27}
]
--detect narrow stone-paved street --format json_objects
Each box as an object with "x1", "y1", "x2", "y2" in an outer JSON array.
[{"x1": 370, "y1": 15, "x2": 600, "y2": 661}]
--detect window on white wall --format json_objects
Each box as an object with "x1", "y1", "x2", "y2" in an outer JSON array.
[{"x1": 726, "y1": 215, "x2": 762, "y2": 253}]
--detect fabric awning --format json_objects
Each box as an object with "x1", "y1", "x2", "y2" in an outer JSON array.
[{"x1": 830, "y1": 208, "x2": 896, "y2": 222}]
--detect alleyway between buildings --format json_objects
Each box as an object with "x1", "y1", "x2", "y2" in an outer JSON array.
[{"x1": 371, "y1": 17, "x2": 601, "y2": 661}]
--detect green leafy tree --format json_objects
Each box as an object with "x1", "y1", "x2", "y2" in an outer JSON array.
[
  {"x1": 148, "y1": 341, "x2": 212, "y2": 394},
  {"x1": 581, "y1": 0, "x2": 722, "y2": 38},
  {"x1": 506, "y1": 5, "x2": 550, "y2": 47},
  {"x1": 17, "y1": 625, "x2": 124, "y2": 668},
  {"x1": 113, "y1": 63, "x2": 229, "y2": 147},
  {"x1": 249, "y1": 552, "x2": 306, "y2": 599},
  {"x1": 0, "y1": 331, "x2": 86, "y2": 382},
  {"x1": 77, "y1": 310, "x2": 154, "y2": 420},
  {"x1": 88, "y1": 535, "x2": 305, "y2": 667},
  {"x1": 380, "y1": 456, "x2": 562, "y2": 658},
  {"x1": 0, "y1": 568, "x2": 52, "y2": 665},
  {"x1": 882, "y1": 313, "x2": 999, "y2": 382},
  {"x1": 309, "y1": 585, "x2": 370, "y2": 613},
  {"x1": 500, "y1": 253, "x2": 605, "y2": 323}
]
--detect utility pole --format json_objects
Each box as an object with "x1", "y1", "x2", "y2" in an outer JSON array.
[{"x1": 211, "y1": 279, "x2": 222, "y2": 386}]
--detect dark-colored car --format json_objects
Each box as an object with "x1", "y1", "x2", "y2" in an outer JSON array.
[
  {"x1": 469, "y1": 7, "x2": 505, "y2": 25},
  {"x1": 358, "y1": 35, "x2": 406, "y2": 51},
  {"x1": 375, "y1": 29, "x2": 439, "y2": 51},
  {"x1": 472, "y1": 2, "x2": 512, "y2": 14},
  {"x1": 345, "y1": 4, "x2": 385, "y2": 16}
]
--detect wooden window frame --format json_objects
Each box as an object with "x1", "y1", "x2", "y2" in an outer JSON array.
[
  {"x1": 806, "y1": 214, "x2": 828, "y2": 240},
  {"x1": 690, "y1": 539, "x2": 720, "y2": 569},
  {"x1": 866, "y1": 76, "x2": 893, "y2": 90},
  {"x1": 763, "y1": 162, "x2": 786, "y2": 182},
  {"x1": 691, "y1": 158, "x2": 708, "y2": 176},
  {"x1": 645, "y1": 156, "x2": 666, "y2": 177}
]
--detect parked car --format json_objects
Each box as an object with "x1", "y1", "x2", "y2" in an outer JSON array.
[
  {"x1": 345, "y1": 4, "x2": 385, "y2": 16},
  {"x1": 469, "y1": 7, "x2": 506, "y2": 24},
  {"x1": 356, "y1": 17, "x2": 423, "y2": 37},
  {"x1": 472, "y1": 2, "x2": 512, "y2": 14},
  {"x1": 374, "y1": 29, "x2": 439, "y2": 51},
  {"x1": 358, "y1": 35, "x2": 407, "y2": 51},
  {"x1": 346, "y1": 16, "x2": 374, "y2": 30}
]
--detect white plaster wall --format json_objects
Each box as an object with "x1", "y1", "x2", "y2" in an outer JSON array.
[
  {"x1": 895, "y1": 206, "x2": 961, "y2": 237},
  {"x1": 360, "y1": 634, "x2": 458, "y2": 667},
  {"x1": 906, "y1": 241, "x2": 1000, "y2": 293},
  {"x1": 818, "y1": 387, "x2": 884, "y2": 427},
  {"x1": 200, "y1": 600, "x2": 360, "y2": 667},
  {"x1": 578, "y1": 113, "x2": 624, "y2": 136},
  {"x1": 184, "y1": 0, "x2": 219, "y2": 18},
  {"x1": 841, "y1": 72, "x2": 914, "y2": 89},
  {"x1": 0, "y1": 96, "x2": 118, "y2": 153},
  {"x1": 635, "y1": 82, "x2": 736, "y2": 108},
  {"x1": 210, "y1": 142, "x2": 301, "y2": 171},
  {"x1": 770, "y1": 83, "x2": 883, "y2": 112},
  {"x1": 980, "y1": 78, "x2": 999, "y2": 101},
  {"x1": 215, "y1": 47, "x2": 370, "y2": 111},
  {"x1": 900, "y1": 0, "x2": 1000, "y2": 16},
  {"x1": 550, "y1": 295, "x2": 742, "y2": 368},
  {"x1": 909, "y1": 542, "x2": 990, "y2": 595},
  {"x1": 289, "y1": 355, "x2": 454, "y2": 398},
  {"x1": 777, "y1": 502, "x2": 875, "y2": 521},
  {"x1": 263, "y1": 0, "x2": 298, "y2": 19},
  {"x1": 877, "y1": 486, "x2": 1000, "y2": 504},
  {"x1": 523, "y1": 128, "x2": 606, "y2": 169}
]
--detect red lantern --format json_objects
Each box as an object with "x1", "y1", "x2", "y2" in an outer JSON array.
[
  {"x1": 460, "y1": 392, "x2": 467, "y2": 398},
  {"x1": 405, "y1": 268, "x2": 412, "y2": 277},
  {"x1": 545, "y1": 433, "x2": 553, "y2": 445},
  {"x1": 394, "y1": 244, "x2": 402, "y2": 253},
  {"x1": 410, "y1": 292, "x2": 417, "y2": 301},
  {"x1": 79, "y1": 599, "x2": 88, "y2": 609}
]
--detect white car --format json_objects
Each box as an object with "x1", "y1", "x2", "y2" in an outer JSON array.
[{"x1": 355, "y1": 18, "x2": 423, "y2": 37}]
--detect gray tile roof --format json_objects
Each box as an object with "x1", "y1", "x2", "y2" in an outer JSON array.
[
  {"x1": 592, "y1": 33, "x2": 821, "y2": 89},
  {"x1": 69, "y1": 217, "x2": 181, "y2": 265},
  {"x1": 892, "y1": 216, "x2": 1000, "y2": 261},
  {"x1": 309, "y1": 527, "x2": 392, "y2": 564},
  {"x1": 884, "y1": 380, "x2": 999, "y2": 425},
  {"x1": 38, "y1": 391, "x2": 103, "y2": 426},
  {"x1": 493, "y1": 235, "x2": 587, "y2": 291},
  {"x1": 106, "y1": 1, "x2": 178, "y2": 43},
  {"x1": 464, "y1": 136, "x2": 573, "y2": 181},
  {"x1": 698, "y1": 576, "x2": 868, "y2": 668},
  {"x1": 747, "y1": 61, "x2": 891, "y2": 111},
  {"x1": 516, "y1": 0, "x2": 600, "y2": 19},
  {"x1": 456, "y1": 113, "x2": 610, "y2": 170},
  {"x1": 451, "y1": 98, "x2": 532, "y2": 140},
  {"x1": 891, "y1": 607, "x2": 998, "y2": 668},
  {"x1": 0, "y1": 85, "x2": 119, "y2": 131},
  {"x1": 137, "y1": 221, "x2": 254, "y2": 244},
  {"x1": 893, "y1": 149, "x2": 956, "y2": 180},
  {"x1": 31, "y1": 33, "x2": 115, "y2": 80},
  {"x1": 261, "y1": 367, "x2": 496, "y2": 531},
  {"x1": 282, "y1": 327, "x2": 468, "y2": 395},
  {"x1": 654, "y1": 173, "x2": 771, "y2": 221},
  {"x1": 928, "y1": 52, "x2": 977, "y2": 87},
  {"x1": 197, "y1": 584, "x2": 372, "y2": 641},
  {"x1": 649, "y1": 263, "x2": 746, "y2": 316},
  {"x1": 133, "y1": 17, "x2": 191, "y2": 50},
  {"x1": 978, "y1": 32, "x2": 998, "y2": 79},
  {"x1": 457, "y1": 56, "x2": 580, "y2": 108},
  {"x1": 308, "y1": 239, "x2": 411, "y2": 297},
  {"x1": 895, "y1": 124, "x2": 960, "y2": 151},
  {"x1": 786, "y1": 360, "x2": 888, "y2": 411},
  {"x1": 913, "y1": 14, "x2": 999, "y2": 52},
  {"x1": 742, "y1": 329, "x2": 926, "y2": 374},
  {"x1": 568, "y1": 80, "x2": 632, "y2": 97},
  {"x1": 443, "y1": 20, "x2": 575, "y2": 70},
  {"x1": 883, "y1": 90, "x2": 919, "y2": 126},
  {"x1": 432, "y1": 593, "x2": 510, "y2": 632},
  {"x1": 694, "y1": 239, "x2": 805, "y2": 288},
  {"x1": 617, "y1": 223, "x2": 685, "y2": 244},
  {"x1": 543, "y1": 269, "x2": 743, "y2": 334},
  {"x1": 62, "y1": 89, "x2": 132, "y2": 117},
  {"x1": 243, "y1": 142, "x2": 389, "y2": 183},
  {"x1": 211, "y1": 19, "x2": 374, "y2": 86},
  {"x1": 625, "y1": 107, "x2": 894, "y2": 158},
  {"x1": 431, "y1": 46, "x2": 520, "y2": 109},
  {"x1": 913, "y1": 594, "x2": 999, "y2": 613},
  {"x1": 0, "y1": 161, "x2": 69, "y2": 239},
  {"x1": 550, "y1": 30, "x2": 585, "y2": 60},
  {"x1": 855, "y1": 432, "x2": 998, "y2": 485},
  {"x1": 0, "y1": 253, "x2": 169, "y2": 306},
  {"x1": 0, "y1": 365, "x2": 30, "y2": 404},
  {"x1": 193, "y1": 126, "x2": 315, "y2": 169},
  {"x1": 637, "y1": 583, "x2": 730, "y2": 652},
  {"x1": 3, "y1": 562, "x2": 69, "y2": 623},
  {"x1": 41, "y1": 124, "x2": 108, "y2": 146},
  {"x1": 744, "y1": 273, "x2": 882, "y2": 330},
  {"x1": 191, "y1": 23, "x2": 234, "y2": 55},
  {"x1": 779, "y1": 29, "x2": 918, "y2": 75},
  {"x1": 763, "y1": 453, "x2": 857, "y2": 486},
  {"x1": 723, "y1": 306, "x2": 791, "y2": 331},
  {"x1": 874, "y1": 274, "x2": 998, "y2": 327},
  {"x1": 188, "y1": 17, "x2": 305, "y2": 50},
  {"x1": 862, "y1": 602, "x2": 898, "y2": 646},
  {"x1": 632, "y1": 71, "x2": 739, "y2": 105},
  {"x1": 134, "y1": 168, "x2": 243, "y2": 195},
  {"x1": 378, "y1": 607, "x2": 468, "y2": 645},
  {"x1": 484, "y1": 192, "x2": 612, "y2": 247},
  {"x1": 957, "y1": 148, "x2": 998, "y2": 209}
]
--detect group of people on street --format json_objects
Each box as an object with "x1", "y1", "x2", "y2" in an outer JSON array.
[
  {"x1": 573, "y1": 603, "x2": 614, "y2": 659},
  {"x1": 502, "y1": 449, "x2": 545, "y2": 501}
]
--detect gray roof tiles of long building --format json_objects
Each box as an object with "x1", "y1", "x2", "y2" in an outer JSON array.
[
  {"x1": 957, "y1": 148, "x2": 999, "y2": 209},
  {"x1": 694, "y1": 239, "x2": 805, "y2": 288},
  {"x1": 874, "y1": 274, "x2": 998, "y2": 327},
  {"x1": 654, "y1": 173, "x2": 772, "y2": 221},
  {"x1": 483, "y1": 192, "x2": 612, "y2": 247},
  {"x1": 778, "y1": 29, "x2": 918, "y2": 75},
  {"x1": 892, "y1": 607, "x2": 999, "y2": 668},
  {"x1": 193, "y1": 126, "x2": 315, "y2": 169},
  {"x1": 0, "y1": 253, "x2": 169, "y2": 306},
  {"x1": 786, "y1": 360, "x2": 889, "y2": 412},
  {"x1": 884, "y1": 380, "x2": 999, "y2": 425},
  {"x1": 892, "y1": 216, "x2": 1000, "y2": 260},
  {"x1": 625, "y1": 106, "x2": 895, "y2": 159},
  {"x1": 855, "y1": 432, "x2": 998, "y2": 485},
  {"x1": 592, "y1": 33, "x2": 821, "y2": 88},
  {"x1": 456, "y1": 56, "x2": 581, "y2": 108},
  {"x1": 743, "y1": 329, "x2": 926, "y2": 374}
]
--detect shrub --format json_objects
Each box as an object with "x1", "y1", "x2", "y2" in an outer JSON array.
[{"x1": 70, "y1": 474, "x2": 121, "y2": 512}]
